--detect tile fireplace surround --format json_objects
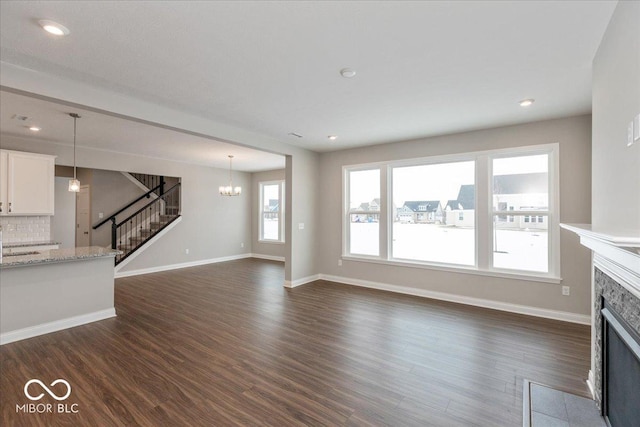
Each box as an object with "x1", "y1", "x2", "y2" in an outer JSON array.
[{"x1": 561, "y1": 224, "x2": 640, "y2": 410}]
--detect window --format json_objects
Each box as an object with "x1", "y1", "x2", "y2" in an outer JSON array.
[
  {"x1": 392, "y1": 161, "x2": 475, "y2": 266},
  {"x1": 343, "y1": 143, "x2": 559, "y2": 281},
  {"x1": 492, "y1": 153, "x2": 551, "y2": 273},
  {"x1": 259, "y1": 181, "x2": 284, "y2": 242},
  {"x1": 346, "y1": 169, "x2": 380, "y2": 256}
]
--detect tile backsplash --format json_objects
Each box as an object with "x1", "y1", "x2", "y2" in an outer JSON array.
[{"x1": 0, "y1": 216, "x2": 51, "y2": 243}]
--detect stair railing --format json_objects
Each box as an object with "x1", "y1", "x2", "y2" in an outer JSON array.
[
  {"x1": 130, "y1": 173, "x2": 165, "y2": 196},
  {"x1": 93, "y1": 183, "x2": 164, "y2": 230},
  {"x1": 113, "y1": 183, "x2": 181, "y2": 264}
]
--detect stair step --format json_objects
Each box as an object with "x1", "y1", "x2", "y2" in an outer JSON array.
[
  {"x1": 118, "y1": 244, "x2": 134, "y2": 251},
  {"x1": 150, "y1": 221, "x2": 166, "y2": 230},
  {"x1": 129, "y1": 236, "x2": 147, "y2": 244},
  {"x1": 159, "y1": 215, "x2": 174, "y2": 221},
  {"x1": 139, "y1": 229, "x2": 153, "y2": 237}
]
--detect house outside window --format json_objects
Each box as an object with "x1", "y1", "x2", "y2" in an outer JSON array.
[
  {"x1": 259, "y1": 180, "x2": 285, "y2": 242},
  {"x1": 343, "y1": 143, "x2": 560, "y2": 281}
]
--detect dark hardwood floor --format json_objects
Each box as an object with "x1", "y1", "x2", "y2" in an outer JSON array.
[{"x1": 1, "y1": 258, "x2": 591, "y2": 426}]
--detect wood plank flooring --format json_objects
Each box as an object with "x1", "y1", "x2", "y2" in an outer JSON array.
[{"x1": 0, "y1": 258, "x2": 591, "y2": 426}]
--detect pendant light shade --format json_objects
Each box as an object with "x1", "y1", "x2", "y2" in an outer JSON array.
[
  {"x1": 219, "y1": 155, "x2": 241, "y2": 196},
  {"x1": 68, "y1": 113, "x2": 81, "y2": 192},
  {"x1": 68, "y1": 178, "x2": 80, "y2": 192}
]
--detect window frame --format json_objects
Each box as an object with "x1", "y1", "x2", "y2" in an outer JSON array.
[
  {"x1": 259, "y1": 180, "x2": 285, "y2": 243},
  {"x1": 388, "y1": 156, "x2": 477, "y2": 267},
  {"x1": 487, "y1": 145, "x2": 560, "y2": 277},
  {"x1": 343, "y1": 165, "x2": 384, "y2": 259},
  {"x1": 342, "y1": 143, "x2": 561, "y2": 283}
]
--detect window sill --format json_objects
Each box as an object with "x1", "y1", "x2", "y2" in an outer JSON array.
[
  {"x1": 258, "y1": 240, "x2": 285, "y2": 245},
  {"x1": 341, "y1": 255, "x2": 562, "y2": 284}
]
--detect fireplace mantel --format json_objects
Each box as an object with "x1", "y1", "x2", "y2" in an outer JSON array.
[{"x1": 561, "y1": 223, "x2": 640, "y2": 299}]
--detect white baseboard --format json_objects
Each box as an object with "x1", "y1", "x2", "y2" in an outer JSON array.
[
  {"x1": 319, "y1": 274, "x2": 591, "y2": 325},
  {"x1": 114, "y1": 216, "x2": 183, "y2": 272},
  {"x1": 586, "y1": 370, "x2": 595, "y2": 399},
  {"x1": 251, "y1": 253, "x2": 285, "y2": 262},
  {"x1": 284, "y1": 274, "x2": 321, "y2": 288},
  {"x1": 115, "y1": 253, "x2": 252, "y2": 278},
  {"x1": 0, "y1": 308, "x2": 116, "y2": 345}
]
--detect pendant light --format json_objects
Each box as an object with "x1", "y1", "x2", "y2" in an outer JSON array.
[
  {"x1": 219, "y1": 155, "x2": 241, "y2": 196},
  {"x1": 68, "y1": 113, "x2": 81, "y2": 192}
]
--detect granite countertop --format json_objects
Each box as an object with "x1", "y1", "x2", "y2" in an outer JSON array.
[
  {"x1": 0, "y1": 246, "x2": 122, "y2": 268},
  {"x1": 3, "y1": 240, "x2": 61, "y2": 249}
]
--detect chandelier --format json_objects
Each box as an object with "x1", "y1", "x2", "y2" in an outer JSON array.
[{"x1": 219, "y1": 155, "x2": 241, "y2": 196}]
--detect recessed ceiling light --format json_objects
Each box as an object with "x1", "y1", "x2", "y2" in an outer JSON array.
[
  {"x1": 519, "y1": 98, "x2": 535, "y2": 107},
  {"x1": 29, "y1": 126, "x2": 41, "y2": 132},
  {"x1": 38, "y1": 20, "x2": 70, "y2": 36},
  {"x1": 328, "y1": 135, "x2": 338, "y2": 141},
  {"x1": 340, "y1": 68, "x2": 356, "y2": 78}
]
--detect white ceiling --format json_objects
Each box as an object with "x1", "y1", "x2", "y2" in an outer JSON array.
[
  {"x1": 0, "y1": 91, "x2": 285, "y2": 172},
  {"x1": 0, "y1": 1, "x2": 616, "y2": 153}
]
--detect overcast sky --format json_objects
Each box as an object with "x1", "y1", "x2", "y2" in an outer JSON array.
[{"x1": 349, "y1": 154, "x2": 548, "y2": 208}]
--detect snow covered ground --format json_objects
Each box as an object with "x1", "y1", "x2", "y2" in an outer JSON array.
[
  {"x1": 262, "y1": 219, "x2": 279, "y2": 241},
  {"x1": 350, "y1": 223, "x2": 548, "y2": 272}
]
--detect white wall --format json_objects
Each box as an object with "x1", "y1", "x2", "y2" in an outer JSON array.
[
  {"x1": 318, "y1": 115, "x2": 592, "y2": 318},
  {"x1": 1, "y1": 135, "x2": 252, "y2": 274},
  {"x1": 52, "y1": 177, "x2": 76, "y2": 248},
  {"x1": 589, "y1": 0, "x2": 640, "y2": 392},
  {"x1": 251, "y1": 169, "x2": 285, "y2": 260},
  {"x1": 287, "y1": 151, "x2": 320, "y2": 285},
  {"x1": 592, "y1": 0, "x2": 640, "y2": 230}
]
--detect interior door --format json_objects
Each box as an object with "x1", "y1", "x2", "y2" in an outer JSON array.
[{"x1": 76, "y1": 185, "x2": 91, "y2": 247}]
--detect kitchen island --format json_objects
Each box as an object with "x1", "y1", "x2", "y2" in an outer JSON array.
[{"x1": 0, "y1": 246, "x2": 121, "y2": 345}]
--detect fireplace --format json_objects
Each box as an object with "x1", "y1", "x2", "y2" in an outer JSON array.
[
  {"x1": 560, "y1": 224, "x2": 640, "y2": 427},
  {"x1": 601, "y1": 299, "x2": 640, "y2": 427}
]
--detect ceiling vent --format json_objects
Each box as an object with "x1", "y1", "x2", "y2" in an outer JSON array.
[{"x1": 11, "y1": 114, "x2": 29, "y2": 121}]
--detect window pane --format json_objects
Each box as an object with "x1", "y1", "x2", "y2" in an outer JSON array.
[
  {"x1": 493, "y1": 154, "x2": 548, "y2": 211},
  {"x1": 262, "y1": 213, "x2": 279, "y2": 240},
  {"x1": 262, "y1": 184, "x2": 279, "y2": 212},
  {"x1": 349, "y1": 169, "x2": 379, "y2": 256},
  {"x1": 492, "y1": 154, "x2": 550, "y2": 273},
  {"x1": 349, "y1": 214, "x2": 379, "y2": 255},
  {"x1": 493, "y1": 215, "x2": 548, "y2": 272},
  {"x1": 260, "y1": 182, "x2": 282, "y2": 241},
  {"x1": 392, "y1": 161, "x2": 475, "y2": 265}
]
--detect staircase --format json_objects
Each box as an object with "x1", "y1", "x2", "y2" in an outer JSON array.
[{"x1": 93, "y1": 174, "x2": 181, "y2": 265}]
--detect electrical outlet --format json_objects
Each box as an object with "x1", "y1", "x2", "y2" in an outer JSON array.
[
  {"x1": 98, "y1": 212, "x2": 104, "y2": 219},
  {"x1": 338, "y1": 259, "x2": 342, "y2": 266},
  {"x1": 298, "y1": 223, "x2": 305, "y2": 230},
  {"x1": 562, "y1": 286, "x2": 570, "y2": 296},
  {"x1": 185, "y1": 249, "x2": 189, "y2": 255}
]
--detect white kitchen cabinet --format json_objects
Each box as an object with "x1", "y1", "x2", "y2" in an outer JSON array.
[{"x1": 0, "y1": 150, "x2": 56, "y2": 216}]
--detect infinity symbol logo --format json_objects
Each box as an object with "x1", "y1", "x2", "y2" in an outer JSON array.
[{"x1": 24, "y1": 379, "x2": 72, "y2": 401}]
